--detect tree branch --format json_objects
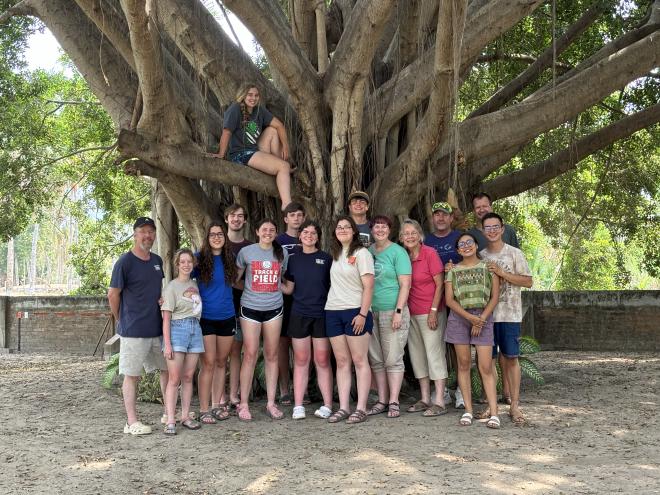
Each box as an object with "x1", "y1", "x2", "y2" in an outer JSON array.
[
  {"x1": 117, "y1": 129, "x2": 280, "y2": 198},
  {"x1": 482, "y1": 104, "x2": 660, "y2": 200},
  {"x1": 0, "y1": 0, "x2": 34, "y2": 24},
  {"x1": 324, "y1": 0, "x2": 396, "y2": 99},
  {"x1": 469, "y1": 1, "x2": 607, "y2": 118}
]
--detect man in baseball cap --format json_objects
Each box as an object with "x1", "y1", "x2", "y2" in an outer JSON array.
[{"x1": 347, "y1": 191, "x2": 372, "y2": 247}]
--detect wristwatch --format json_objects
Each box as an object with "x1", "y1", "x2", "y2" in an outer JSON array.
[{"x1": 395, "y1": 308, "x2": 402, "y2": 314}]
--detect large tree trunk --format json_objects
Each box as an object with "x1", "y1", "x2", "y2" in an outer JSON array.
[{"x1": 3, "y1": 0, "x2": 658, "y2": 241}]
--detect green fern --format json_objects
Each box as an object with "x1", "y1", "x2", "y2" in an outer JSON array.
[
  {"x1": 520, "y1": 335, "x2": 541, "y2": 355},
  {"x1": 102, "y1": 353, "x2": 120, "y2": 389},
  {"x1": 138, "y1": 370, "x2": 163, "y2": 403},
  {"x1": 495, "y1": 361, "x2": 503, "y2": 394},
  {"x1": 520, "y1": 356, "x2": 544, "y2": 385},
  {"x1": 470, "y1": 367, "x2": 483, "y2": 397},
  {"x1": 447, "y1": 369, "x2": 457, "y2": 389}
]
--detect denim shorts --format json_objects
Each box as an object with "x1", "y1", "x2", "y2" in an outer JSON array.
[
  {"x1": 325, "y1": 308, "x2": 373, "y2": 337},
  {"x1": 229, "y1": 150, "x2": 257, "y2": 165},
  {"x1": 167, "y1": 317, "x2": 205, "y2": 353},
  {"x1": 492, "y1": 322, "x2": 521, "y2": 358}
]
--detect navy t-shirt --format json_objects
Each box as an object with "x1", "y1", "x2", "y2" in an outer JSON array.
[
  {"x1": 109, "y1": 251, "x2": 164, "y2": 338},
  {"x1": 276, "y1": 232, "x2": 300, "y2": 254},
  {"x1": 193, "y1": 254, "x2": 235, "y2": 321},
  {"x1": 284, "y1": 250, "x2": 332, "y2": 318},
  {"x1": 223, "y1": 103, "x2": 274, "y2": 154},
  {"x1": 424, "y1": 230, "x2": 463, "y2": 265}
]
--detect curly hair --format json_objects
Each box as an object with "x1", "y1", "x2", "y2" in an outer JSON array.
[
  {"x1": 197, "y1": 221, "x2": 236, "y2": 285},
  {"x1": 329, "y1": 215, "x2": 364, "y2": 260}
]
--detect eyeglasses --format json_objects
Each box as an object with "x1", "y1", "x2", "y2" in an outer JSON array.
[
  {"x1": 402, "y1": 232, "x2": 419, "y2": 238},
  {"x1": 483, "y1": 225, "x2": 502, "y2": 232},
  {"x1": 457, "y1": 239, "x2": 475, "y2": 249},
  {"x1": 335, "y1": 225, "x2": 352, "y2": 232},
  {"x1": 208, "y1": 232, "x2": 225, "y2": 238}
]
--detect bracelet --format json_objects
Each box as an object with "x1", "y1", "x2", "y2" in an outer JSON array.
[
  {"x1": 358, "y1": 313, "x2": 367, "y2": 319},
  {"x1": 430, "y1": 307, "x2": 438, "y2": 311}
]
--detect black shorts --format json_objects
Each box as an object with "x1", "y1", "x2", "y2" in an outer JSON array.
[
  {"x1": 288, "y1": 312, "x2": 326, "y2": 339},
  {"x1": 240, "y1": 306, "x2": 284, "y2": 324},
  {"x1": 281, "y1": 295, "x2": 293, "y2": 337},
  {"x1": 200, "y1": 317, "x2": 236, "y2": 337}
]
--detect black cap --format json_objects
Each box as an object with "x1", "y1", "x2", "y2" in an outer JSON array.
[{"x1": 133, "y1": 217, "x2": 156, "y2": 229}]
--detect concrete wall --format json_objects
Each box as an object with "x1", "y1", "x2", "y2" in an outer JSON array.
[
  {"x1": 0, "y1": 296, "x2": 112, "y2": 355},
  {"x1": 522, "y1": 291, "x2": 660, "y2": 352},
  {"x1": 0, "y1": 292, "x2": 658, "y2": 354}
]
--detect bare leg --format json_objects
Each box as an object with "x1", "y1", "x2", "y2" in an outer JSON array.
[
  {"x1": 347, "y1": 335, "x2": 372, "y2": 412},
  {"x1": 247, "y1": 151, "x2": 291, "y2": 209},
  {"x1": 239, "y1": 320, "x2": 261, "y2": 413},
  {"x1": 418, "y1": 376, "x2": 431, "y2": 405},
  {"x1": 330, "y1": 336, "x2": 352, "y2": 411},
  {"x1": 229, "y1": 338, "x2": 242, "y2": 403},
  {"x1": 165, "y1": 353, "x2": 185, "y2": 424},
  {"x1": 180, "y1": 353, "x2": 200, "y2": 420},
  {"x1": 504, "y1": 356, "x2": 522, "y2": 418},
  {"x1": 500, "y1": 353, "x2": 511, "y2": 399},
  {"x1": 212, "y1": 336, "x2": 234, "y2": 407},
  {"x1": 122, "y1": 375, "x2": 140, "y2": 425},
  {"x1": 372, "y1": 369, "x2": 389, "y2": 405},
  {"x1": 199, "y1": 335, "x2": 216, "y2": 412},
  {"x1": 262, "y1": 318, "x2": 283, "y2": 410},
  {"x1": 387, "y1": 371, "x2": 404, "y2": 408},
  {"x1": 455, "y1": 344, "x2": 473, "y2": 414},
  {"x1": 292, "y1": 337, "x2": 311, "y2": 406},
  {"x1": 476, "y1": 345, "x2": 498, "y2": 417},
  {"x1": 312, "y1": 337, "x2": 333, "y2": 408},
  {"x1": 432, "y1": 378, "x2": 446, "y2": 407}
]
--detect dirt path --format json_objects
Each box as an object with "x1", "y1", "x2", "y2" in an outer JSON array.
[{"x1": 0, "y1": 351, "x2": 658, "y2": 494}]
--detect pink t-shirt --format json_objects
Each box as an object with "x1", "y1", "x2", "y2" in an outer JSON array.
[{"x1": 408, "y1": 244, "x2": 444, "y2": 316}]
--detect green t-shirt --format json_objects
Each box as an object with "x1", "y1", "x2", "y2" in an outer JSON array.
[
  {"x1": 369, "y1": 243, "x2": 412, "y2": 312},
  {"x1": 446, "y1": 261, "x2": 492, "y2": 310}
]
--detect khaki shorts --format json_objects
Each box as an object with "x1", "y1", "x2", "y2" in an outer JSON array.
[{"x1": 119, "y1": 336, "x2": 167, "y2": 376}]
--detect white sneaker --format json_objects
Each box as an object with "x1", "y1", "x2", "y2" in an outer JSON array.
[
  {"x1": 455, "y1": 388, "x2": 465, "y2": 409},
  {"x1": 292, "y1": 405, "x2": 306, "y2": 420},
  {"x1": 124, "y1": 421, "x2": 152, "y2": 435},
  {"x1": 314, "y1": 405, "x2": 332, "y2": 419},
  {"x1": 443, "y1": 387, "x2": 452, "y2": 405}
]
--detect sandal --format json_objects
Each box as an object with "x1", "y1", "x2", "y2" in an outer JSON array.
[
  {"x1": 475, "y1": 408, "x2": 491, "y2": 420},
  {"x1": 265, "y1": 404, "x2": 284, "y2": 420},
  {"x1": 346, "y1": 409, "x2": 368, "y2": 424},
  {"x1": 407, "y1": 400, "x2": 429, "y2": 413},
  {"x1": 423, "y1": 404, "x2": 448, "y2": 417},
  {"x1": 367, "y1": 401, "x2": 388, "y2": 416},
  {"x1": 500, "y1": 395, "x2": 512, "y2": 405},
  {"x1": 278, "y1": 394, "x2": 292, "y2": 406},
  {"x1": 211, "y1": 406, "x2": 230, "y2": 421},
  {"x1": 163, "y1": 423, "x2": 177, "y2": 435},
  {"x1": 459, "y1": 412, "x2": 473, "y2": 426},
  {"x1": 199, "y1": 412, "x2": 217, "y2": 425},
  {"x1": 327, "y1": 409, "x2": 350, "y2": 424},
  {"x1": 181, "y1": 418, "x2": 202, "y2": 430},
  {"x1": 509, "y1": 409, "x2": 526, "y2": 426},
  {"x1": 237, "y1": 405, "x2": 252, "y2": 422},
  {"x1": 387, "y1": 402, "x2": 400, "y2": 418},
  {"x1": 486, "y1": 415, "x2": 501, "y2": 429}
]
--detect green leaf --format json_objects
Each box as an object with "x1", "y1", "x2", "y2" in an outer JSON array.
[
  {"x1": 470, "y1": 367, "x2": 483, "y2": 398},
  {"x1": 520, "y1": 357, "x2": 544, "y2": 385},
  {"x1": 102, "y1": 353, "x2": 120, "y2": 389},
  {"x1": 520, "y1": 335, "x2": 541, "y2": 355}
]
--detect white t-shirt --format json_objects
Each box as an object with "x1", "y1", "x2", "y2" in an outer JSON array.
[
  {"x1": 325, "y1": 247, "x2": 375, "y2": 310},
  {"x1": 161, "y1": 278, "x2": 202, "y2": 320},
  {"x1": 480, "y1": 243, "x2": 531, "y2": 322}
]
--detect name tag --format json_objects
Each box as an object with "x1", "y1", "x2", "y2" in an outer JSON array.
[{"x1": 315, "y1": 259, "x2": 325, "y2": 265}]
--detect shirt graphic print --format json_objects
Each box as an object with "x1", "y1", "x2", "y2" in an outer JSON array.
[{"x1": 250, "y1": 260, "x2": 281, "y2": 292}]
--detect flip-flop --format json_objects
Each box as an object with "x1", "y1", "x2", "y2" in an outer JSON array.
[
  {"x1": 407, "y1": 400, "x2": 429, "y2": 413},
  {"x1": 423, "y1": 404, "x2": 448, "y2": 417}
]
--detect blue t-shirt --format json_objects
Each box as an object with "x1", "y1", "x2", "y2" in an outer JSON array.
[
  {"x1": 284, "y1": 250, "x2": 332, "y2": 318},
  {"x1": 424, "y1": 230, "x2": 463, "y2": 265},
  {"x1": 109, "y1": 251, "x2": 164, "y2": 338},
  {"x1": 193, "y1": 254, "x2": 235, "y2": 321}
]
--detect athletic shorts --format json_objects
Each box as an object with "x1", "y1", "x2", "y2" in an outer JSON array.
[
  {"x1": 167, "y1": 317, "x2": 204, "y2": 353},
  {"x1": 229, "y1": 150, "x2": 256, "y2": 165},
  {"x1": 288, "y1": 311, "x2": 326, "y2": 339},
  {"x1": 444, "y1": 308, "x2": 494, "y2": 346},
  {"x1": 240, "y1": 305, "x2": 284, "y2": 324},
  {"x1": 200, "y1": 317, "x2": 236, "y2": 337},
  {"x1": 119, "y1": 336, "x2": 167, "y2": 376},
  {"x1": 492, "y1": 322, "x2": 521, "y2": 358},
  {"x1": 325, "y1": 308, "x2": 373, "y2": 338}
]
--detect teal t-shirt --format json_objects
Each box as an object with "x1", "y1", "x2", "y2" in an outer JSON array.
[{"x1": 369, "y1": 243, "x2": 412, "y2": 312}]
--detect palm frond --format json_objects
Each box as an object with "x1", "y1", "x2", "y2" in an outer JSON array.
[
  {"x1": 470, "y1": 367, "x2": 483, "y2": 397},
  {"x1": 495, "y1": 361, "x2": 503, "y2": 394},
  {"x1": 102, "y1": 353, "x2": 120, "y2": 389},
  {"x1": 520, "y1": 356, "x2": 544, "y2": 385},
  {"x1": 520, "y1": 335, "x2": 541, "y2": 355},
  {"x1": 447, "y1": 369, "x2": 458, "y2": 389}
]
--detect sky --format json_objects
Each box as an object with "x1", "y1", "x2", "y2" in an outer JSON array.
[{"x1": 24, "y1": 8, "x2": 257, "y2": 72}]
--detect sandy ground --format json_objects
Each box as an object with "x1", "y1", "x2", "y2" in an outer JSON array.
[{"x1": 0, "y1": 351, "x2": 658, "y2": 495}]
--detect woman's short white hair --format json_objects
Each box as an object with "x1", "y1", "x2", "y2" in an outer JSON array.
[{"x1": 399, "y1": 218, "x2": 424, "y2": 243}]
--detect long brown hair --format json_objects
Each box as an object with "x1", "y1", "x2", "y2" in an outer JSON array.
[
  {"x1": 235, "y1": 82, "x2": 261, "y2": 129},
  {"x1": 330, "y1": 215, "x2": 364, "y2": 260},
  {"x1": 198, "y1": 221, "x2": 236, "y2": 285}
]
